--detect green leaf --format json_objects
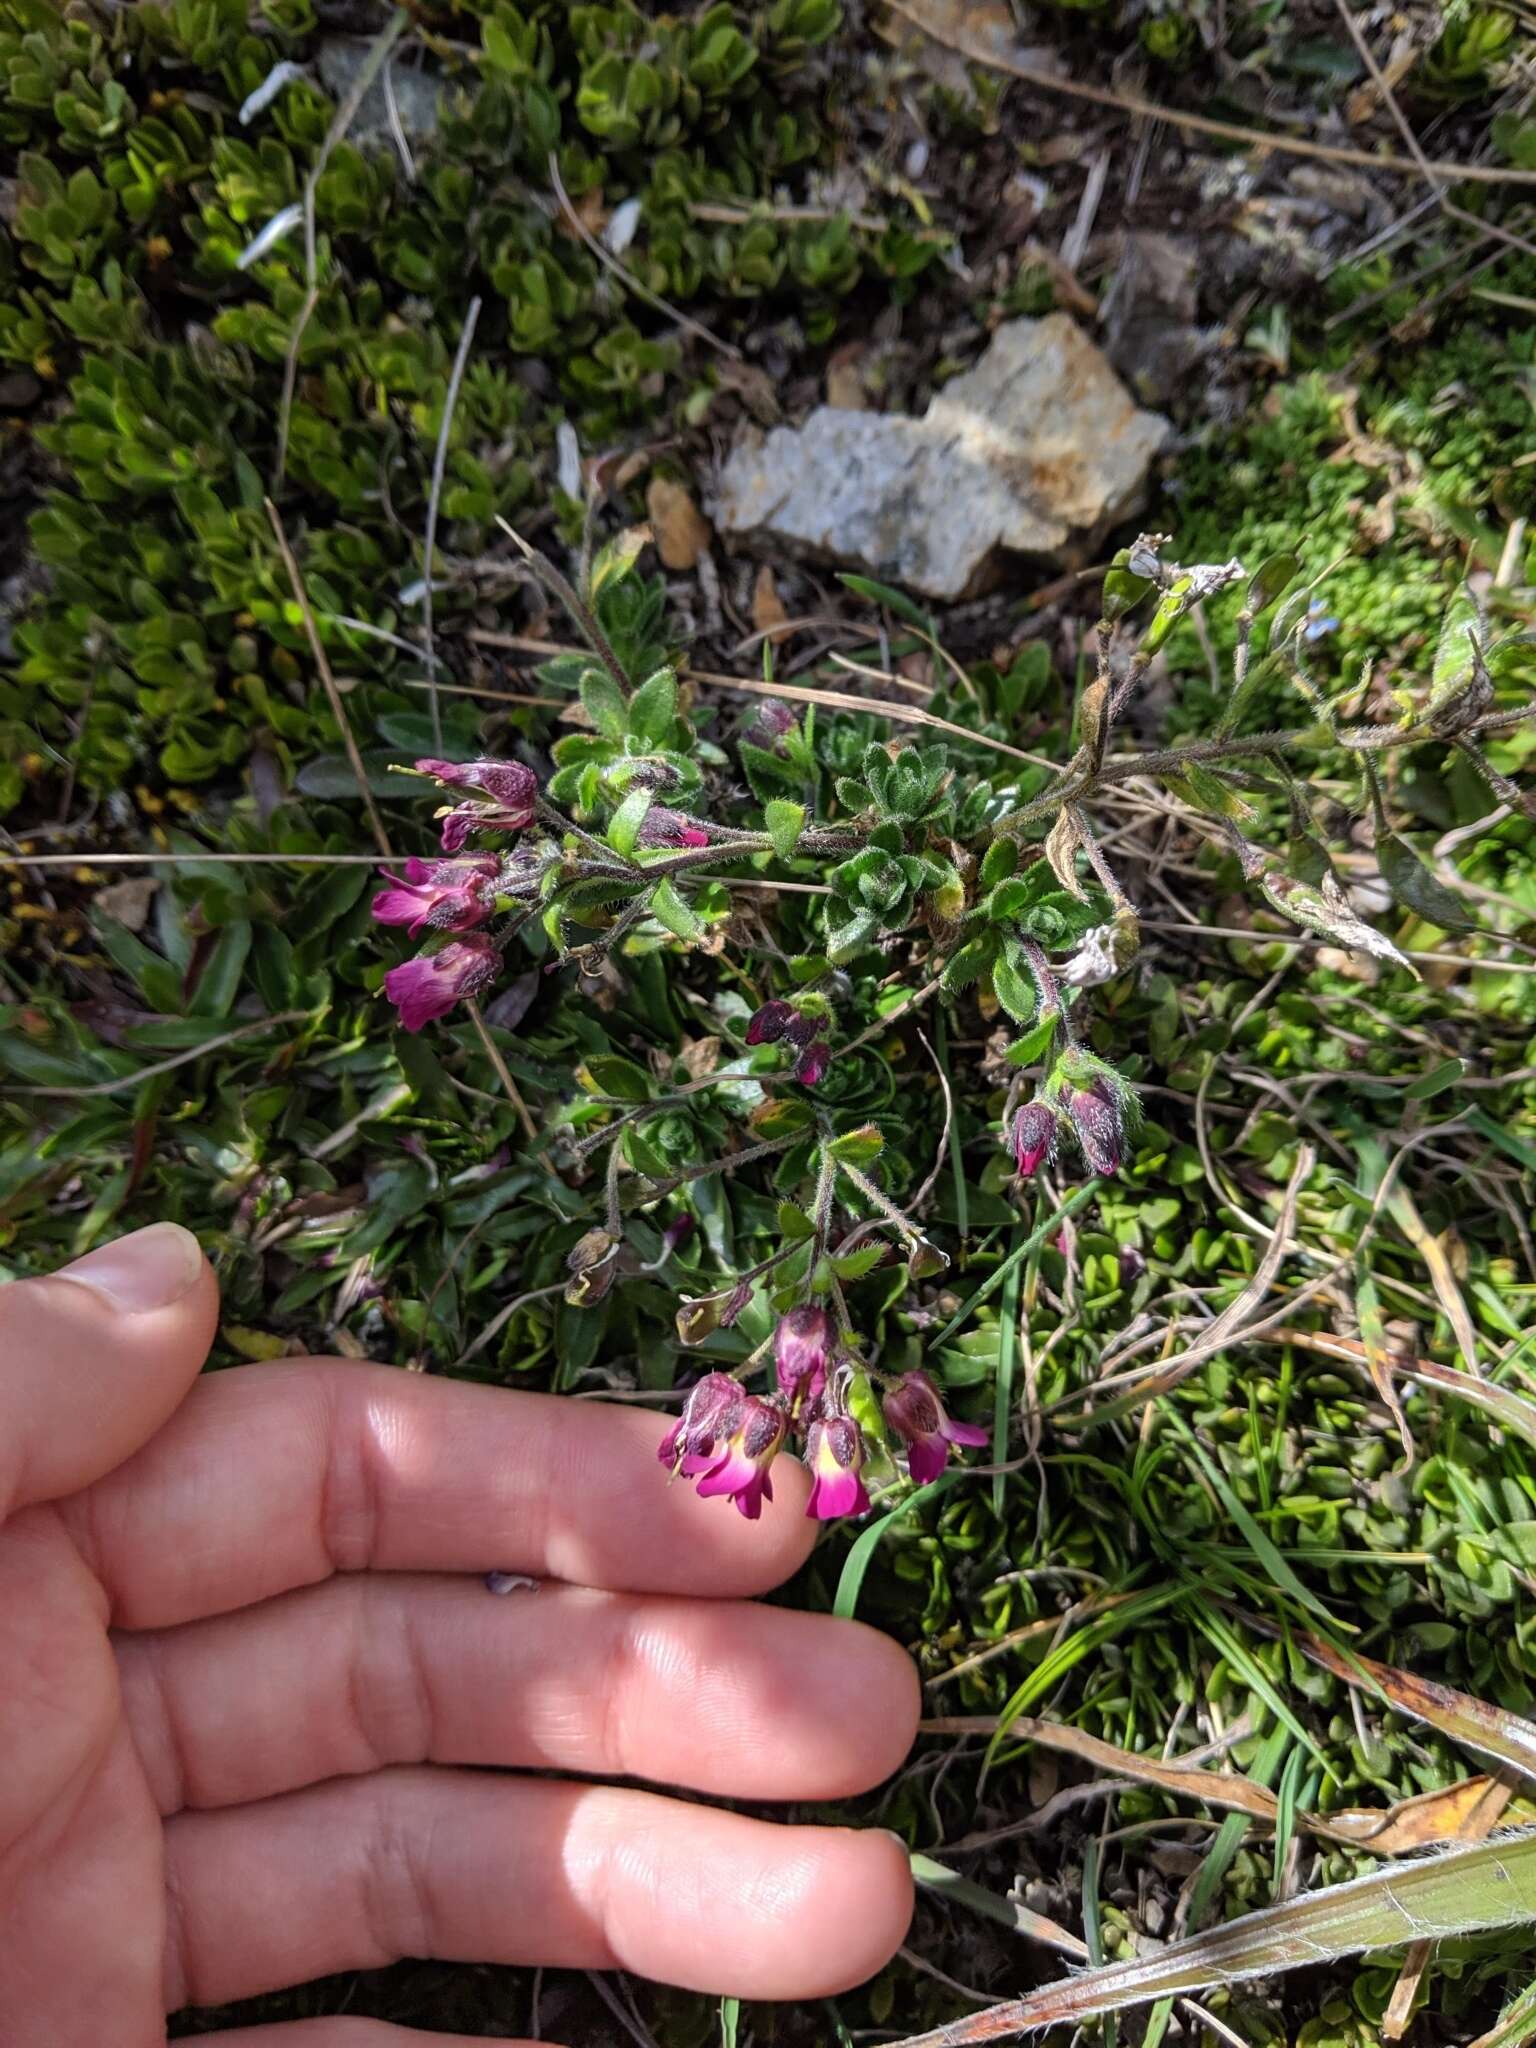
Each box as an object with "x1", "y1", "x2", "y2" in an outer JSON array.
[
  {"x1": 1245, "y1": 550, "x2": 1299, "y2": 614},
  {"x1": 764, "y1": 797, "x2": 805, "y2": 862},
  {"x1": 576, "y1": 1053, "x2": 652, "y2": 1102},
  {"x1": 1377, "y1": 830, "x2": 1475, "y2": 933},
  {"x1": 649, "y1": 875, "x2": 703, "y2": 941},
  {"x1": 838, "y1": 571, "x2": 932, "y2": 630},
  {"x1": 831, "y1": 1244, "x2": 885, "y2": 1279},
  {"x1": 627, "y1": 667, "x2": 678, "y2": 747},
  {"x1": 827, "y1": 1123, "x2": 884, "y2": 1164},
  {"x1": 580, "y1": 666, "x2": 629, "y2": 741},
  {"x1": 990, "y1": 941, "x2": 1037, "y2": 1024},
  {"x1": 607, "y1": 786, "x2": 652, "y2": 856},
  {"x1": 1404, "y1": 1057, "x2": 1464, "y2": 1100}
]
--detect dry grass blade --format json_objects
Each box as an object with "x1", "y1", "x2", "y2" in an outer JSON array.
[
  {"x1": 1253, "y1": 1328, "x2": 1536, "y2": 1453},
  {"x1": 920, "y1": 1716, "x2": 1281, "y2": 1828},
  {"x1": 421, "y1": 293, "x2": 482, "y2": 750},
  {"x1": 1238, "y1": 1614, "x2": 1536, "y2": 1780},
  {"x1": 884, "y1": 1830, "x2": 1536, "y2": 2045},
  {"x1": 881, "y1": 0, "x2": 1536, "y2": 187},
  {"x1": 265, "y1": 499, "x2": 393, "y2": 858},
  {"x1": 1382, "y1": 1775, "x2": 1513, "y2": 2037},
  {"x1": 921, "y1": 1718, "x2": 1509, "y2": 1855},
  {"x1": 688, "y1": 664, "x2": 1048, "y2": 768}
]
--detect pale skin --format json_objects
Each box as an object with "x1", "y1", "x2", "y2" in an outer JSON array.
[{"x1": 0, "y1": 1223, "x2": 920, "y2": 2047}]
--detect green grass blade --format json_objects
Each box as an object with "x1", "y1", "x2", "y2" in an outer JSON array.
[
  {"x1": 833, "y1": 1472, "x2": 961, "y2": 1620},
  {"x1": 928, "y1": 1184, "x2": 1100, "y2": 1351}
]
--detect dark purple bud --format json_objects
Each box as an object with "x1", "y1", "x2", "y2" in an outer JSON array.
[
  {"x1": 748, "y1": 699, "x2": 797, "y2": 746},
  {"x1": 1066, "y1": 1081, "x2": 1124, "y2": 1176},
  {"x1": 660, "y1": 1214, "x2": 695, "y2": 1257},
  {"x1": 745, "y1": 999, "x2": 795, "y2": 1046},
  {"x1": 793, "y1": 1039, "x2": 831, "y2": 1087},
  {"x1": 1010, "y1": 1101, "x2": 1058, "y2": 1177},
  {"x1": 783, "y1": 1010, "x2": 822, "y2": 1048}
]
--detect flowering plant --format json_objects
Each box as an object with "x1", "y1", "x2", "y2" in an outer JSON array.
[{"x1": 371, "y1": 529, "x2": 1527, "y2": 1518}]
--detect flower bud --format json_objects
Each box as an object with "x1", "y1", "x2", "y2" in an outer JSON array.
[
  {"x1": 775, "y1": 1305, "x2": 832, "y2": 1403},
  {"x1": 1010, "y1": 1101, "x2": 1057, "y2": 1177},
  {"x1": 1065, "y1": 1079, "x2": 1124, "y2": 1176},
  {"x1": 745, "y1": 999, "x2": 795, "y2": 1046},
  {"x1": 638, "y1": 807, "x2": 711, "y2": 848},
  {"x1": 792, "y1": 1039, "x2": 831, "y2": 1087}
]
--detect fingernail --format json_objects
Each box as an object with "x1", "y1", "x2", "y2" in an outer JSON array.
[{"x1": 60, "y1": 1223, "x2": 204, "y2": 1314}]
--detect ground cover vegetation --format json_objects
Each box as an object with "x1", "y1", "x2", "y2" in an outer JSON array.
[{"x1": 5, "y1": 0, "x2": 1536, "y2": 2041}]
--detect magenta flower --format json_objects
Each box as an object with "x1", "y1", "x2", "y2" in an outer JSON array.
[
  {"x1": 793, "y1": 1038, "x2": 831, "y2": 1086},
  {"x1": 383, "y1": 933, "x2": 499, "y2": 1032},
  {"x1": 416, "y1": 757, "x2": 539, "y2": 853},
  {"x1": 1065, "y1": 1079, "x2": 1124, "y2": 1176},
  {"x1": 775, "y1": 1305, "x2": 832, "y2": 1405},
  {"x1": 883, "y1": 1369, "x2": 988, "y2": 1486},
  {"x1": 745, "y1": 999, "x2": 795, "y2": 1046},
  {"x1": 372, "y1": 854, "x2": 501, "y2": 937},
  {"x1": 659, "y1": 1372, "x2": 745, "y2": 1475},
  {"x1": 1010, "y1": 1101, "x2": 1058, "y2": 1177},
  {"x1": 805, "y1": 1414, "x2": 870, "y2": 1521},
  {"x1": 691, "y1": 1395, "x2": 788, "y2": 1519},
  {"x1": 638, "y1": 807, "x2": 711, "y2": 849}
]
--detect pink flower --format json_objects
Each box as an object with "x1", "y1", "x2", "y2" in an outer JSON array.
[
  {"x1": 383, "y1": 934, "x2": 499, "y2": 1032},
  {"x1": 882, "y1": 1369, "x2": 988, "y2": 1486},
  {"x1": 1065, "y1": 1080, "x2": 1124, "y2": 1176},
  {"x1": 1010, "y1": 1101, "x2": 1058, "y2": 1177},
  {"x1": 793, "y1": 1038, "x2": 831, "y2": 1086},
  {"x1": 415, "y1": 757, "x2": 539, "y2": 852},
  {"x1": 775, "y1": 1305, "x2": 832, "y2": 1405},
  {"x1": 745, "y1": 999, "x2": 795, "y2": 1046},
  {"x1": 805, "y1": 1414, "x2": 869, "y2": 1521},
  {"x1": 372, "y1": 854, "x2": 501, "y2": 937},
  {"x1": 692, "y1": 1395, "x2": 788, "y2": 1519},
  {"x1": 638, "y1": 807, "x2": 710, "y2": 849},
  {"x1": 659, "y1": 1372, "x2": 745, "y2": 1475}
]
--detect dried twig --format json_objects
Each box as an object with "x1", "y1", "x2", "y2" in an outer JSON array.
[
  {"x1": 883, "y1": 0, "x2": 1536, "y2": 185},
  {"x1": 272, "y1": 8, "x2": 410, "y2": 488},
  {"x1": 465, "y1": 995, "x2": 537, "y2": 1142},
  {"x1": 547, "y1": 152, "x2": 741, "y2": 360}
]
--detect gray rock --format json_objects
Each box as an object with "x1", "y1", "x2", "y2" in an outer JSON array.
[
  {"x1": 317, "y1": 39, "x2": 443, "y2": 143},
  {"x1": 716, "y1": 313, "x2": 1168, "y2": 601}
]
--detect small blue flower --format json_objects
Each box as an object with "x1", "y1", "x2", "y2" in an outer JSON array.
[{"x1": 1303, "y1": 599, "x2": 1340, "y2": 643}]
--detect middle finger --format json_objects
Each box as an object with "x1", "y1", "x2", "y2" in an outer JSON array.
[{"x1": 117, "y1": 1574, "x2": 920, "y2": 1814}]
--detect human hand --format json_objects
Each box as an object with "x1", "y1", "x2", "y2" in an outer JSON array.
[{"x1": 0, "y1": 1224, "x2": 918, "y2": 2048}]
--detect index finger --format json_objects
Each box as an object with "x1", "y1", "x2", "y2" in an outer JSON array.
[{"x1": 64, "y1": 1360, "x2": 817, "y2": 1629}]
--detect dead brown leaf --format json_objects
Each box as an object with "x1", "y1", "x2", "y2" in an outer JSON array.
[
  {"x1": 646, "y1": 477, "x2": 713, "y2": 571},
  {"x1": 751, "y1": 564, "x2": 792, "y2": 644},
  {"x1": 95, "y1": 876, "x2": 159, "y2": 931}
]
